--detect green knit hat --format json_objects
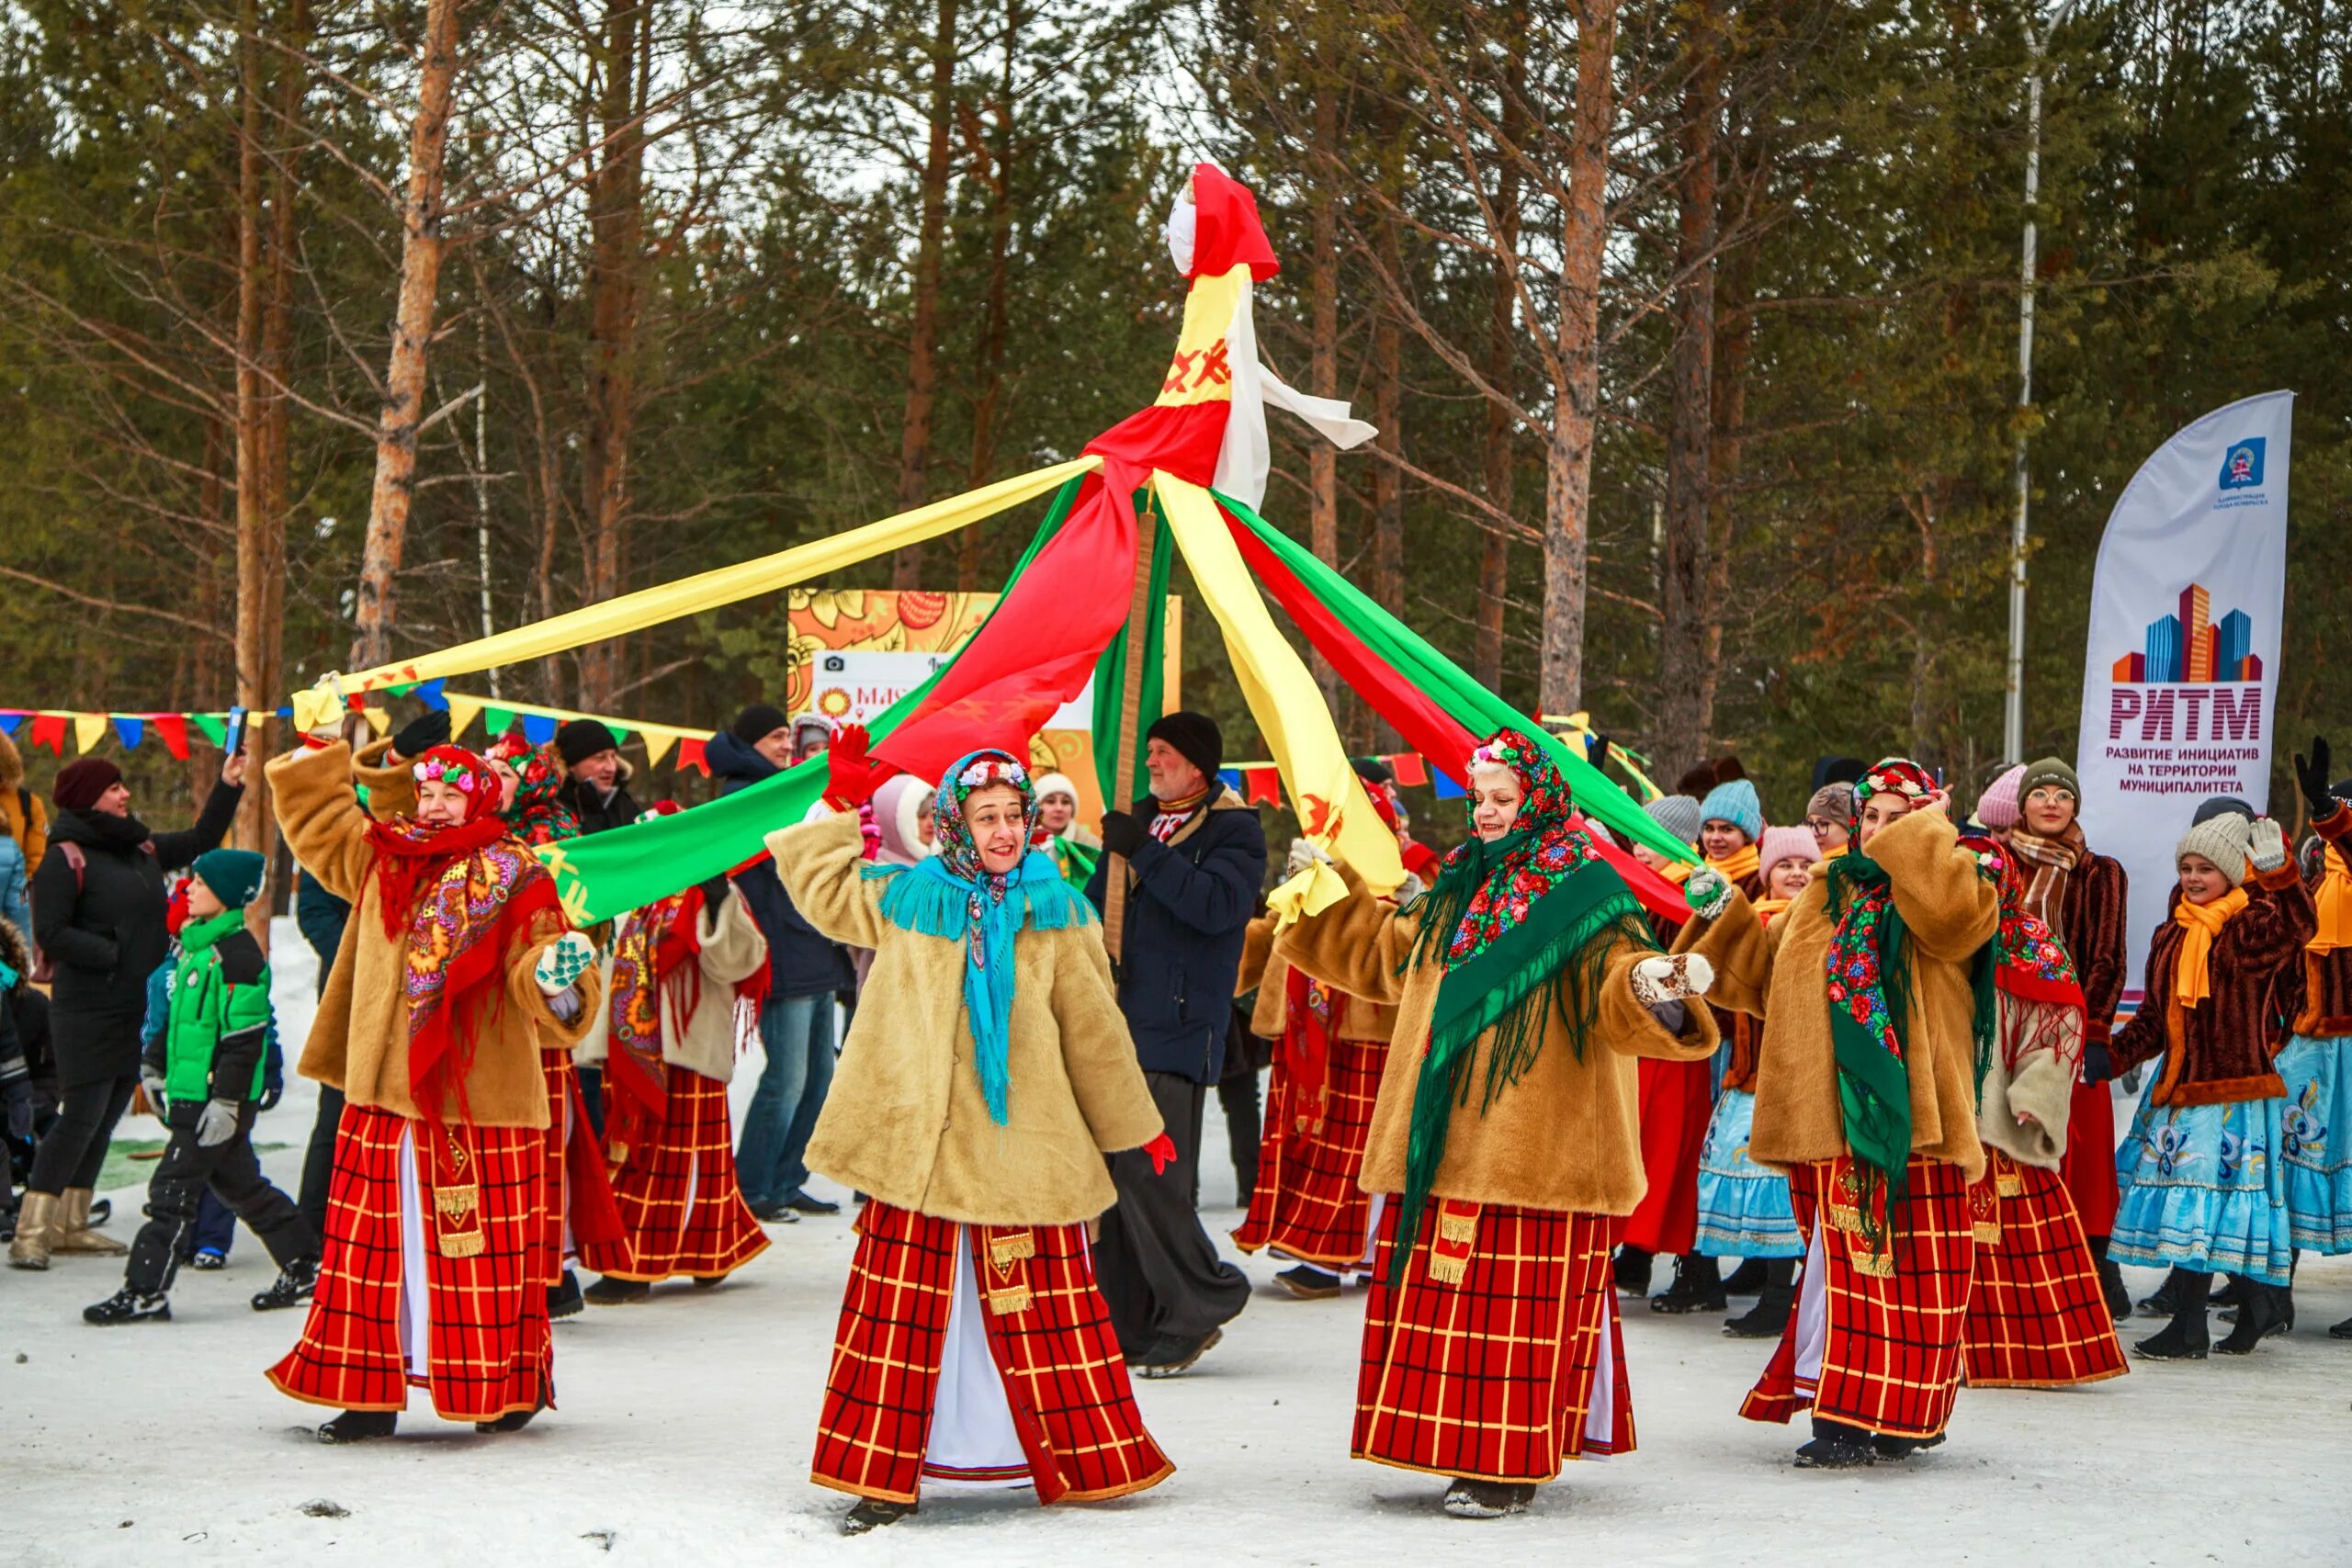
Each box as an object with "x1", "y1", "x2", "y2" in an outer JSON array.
[
  {"x1": 2019, "y1": 757, "x2": 2081, "y2": 803},
  {"x1": 190, "y1": 848, "x2": 266, "y2": 910}
]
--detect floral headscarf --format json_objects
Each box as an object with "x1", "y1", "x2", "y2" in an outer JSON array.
[
  {"x1": 1419, "y1": 729, "x2": 1604, "y2": 971},
  {"x1": 486, "y1": 734, "x2": 580, "y2": 847},
  {"x1": 1854, "y1": 757, "x2": 1937, "y2": 812}
]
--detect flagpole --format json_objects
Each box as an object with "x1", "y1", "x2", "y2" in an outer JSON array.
[{"x1": 1101, "y1": 493, "x2": 1159, "y2": 975}]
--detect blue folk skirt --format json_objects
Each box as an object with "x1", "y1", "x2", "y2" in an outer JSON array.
[
  {"x1": 1692, "y1": 1089, "x2": 1803, "y2": 1259},
  {"x1": 2111, "y1": 1092, "x2": 2293, "y2": 1287},
  {"x1": 2275, "y1": 1032, "x2": 2352, "y2": 1255}
]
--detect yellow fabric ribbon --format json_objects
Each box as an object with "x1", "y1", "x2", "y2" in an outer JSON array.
[
  {"x1": 1707, "y1": 843, "x2": 1761, "y2": 886},
  {"x1": 2173, "y1": 886, "x2": 2250, "y2": 1009},
  {"x1": 2311, "y1": 845, "x2": 2352, "y2": 955}
]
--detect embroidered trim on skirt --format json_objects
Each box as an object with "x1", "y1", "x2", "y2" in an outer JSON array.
[
  {"x1": 1962, "y1": 1153, "x2": 2127, "y2": 1389},
  {"x1": 2275, "y1": 1032, "x2": 2352, "y2": 1255},
  {"x1": 268, "y1": 1101, "x2": 552, "y2": 1424},
  {"x1": 1354, "y1": 1199, "x2": 1632, "y2": 1483},
  {"x1": 2111, "y1": 1095, "x2": 2293, "y2": 1286},
  {"x1": 810, "y1": 1200, "x2": 1171, "y2": 1506},
  {"x1": 1233, "y1": 1035, "x2": 1384, "y2": 1269},
  {"x1": 1742, "y1": 1156, "x2": 1973, "y2": 1441},
  {"x1": 1693, "y1": 1088, "x2": 1803, "y2": 1259},
  {"x1": 602, "y1": 1067, "x2": 770, "y2": 1281}
]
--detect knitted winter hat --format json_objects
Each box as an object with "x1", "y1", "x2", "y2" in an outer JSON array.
[
  {"x1": 555, "y1": 718, "x2": 621, "y2": 765},
  {"x1": 1645, "y1": 794, "x2": 1703, "y2": 847},
  {"x1": 1973, "y1": 764, "x2": 2027, "y2": 830},
  {"x1": 1032, "y1": 772, "x2": 1079, "y2": 806},
  {"x1": 792, "y1": 712, "x2": 838, "y2": 750},
  {"x1": 1698, "y1": 777, "x2": 1763, "y2": 841},
  {"x1": 2176, "y1": 813, "x2": 2253, "y2": 887},
  {"x1": 1757, "y1": 825, "x2": 1818, "y2": 885},
  {"x1": 52, "y1": 757, "x2": 123, "y2": 812},
  {"x1": 1804, "y1": 782, "x2": 1855, "y2": 828},
  {"x1": 191, "y1": 847, "x2": 266, "y2": 909},
  {"x1": 2019, "y1": 757, "x2": 2080, "y2": 803},
  {"x1": 1146, "y1": 711, "x2": 1223, "y2": 785},
  {"x1": 2192, "y1": 795, "x2": 2255, "y2": 826},
  {"x1": 729, "y1": 704, "x2": 790, "y2": 746},
  {"x1": 1351, "y1": 755, "x2": 1396, "y2": 785}
]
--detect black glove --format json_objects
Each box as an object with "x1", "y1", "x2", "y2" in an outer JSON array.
[
  {"x1": 391, "y1": 708, "x2": 453, "y2": 761},
  {"x1": 1097, "y1": 810, "x2": 1148, "y2": 860},
  {"x1": 698, "y1": 874, "x2": 733, "y2": 908},
  {"x1": 1586, "y1": 730, "x2": 1613, "y2": 765},
  {"x1": 2082, "y1": 1043, "x2": 2113, "y2": 1086},
  {"x1": 4, "y1": 1078, "x2": 31, "y2": 1141},
  {"x1": 2293, "y1": 736, "x2": 2335, "y2": 820},
  {"x1": 257, "y1": 1081, "x2": 283, "y2": 1113}
]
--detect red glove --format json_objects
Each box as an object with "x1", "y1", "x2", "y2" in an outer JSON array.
[
  {"x1": 822, "y1": 723, "x2": 897, "y2": 810},
  {"x1": 1144, "y1": 1132, "x2": 1177, "y2": 1176}
]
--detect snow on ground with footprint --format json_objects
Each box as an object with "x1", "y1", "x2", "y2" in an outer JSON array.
[{"x1": 8, "y1": 919, "x2": 2349, "y2": 1565}]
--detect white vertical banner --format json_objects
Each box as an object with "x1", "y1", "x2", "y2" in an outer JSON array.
[{"x1": 2074, "y1": 390, "x2": 2293, "y2": 1000}]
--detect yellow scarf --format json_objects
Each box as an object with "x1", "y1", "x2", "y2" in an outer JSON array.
[
  {"x1": 2311, "y1": 846, "x2": 2352, "y2": 955},
  {"x1": 1753, "y1": 897, "x2": 1792, "y2": 927},
  {"x1": 1707, "y1": 843, "x2": 1760, "y2": 886},
  {"x1": 2173, "y1": 886, "x2": 2250, "y2": 1009},
  {"x1": 1653, "y1": 858, "x2": 1691, "y2": 886}
]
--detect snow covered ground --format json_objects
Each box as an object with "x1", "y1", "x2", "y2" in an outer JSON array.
[{"x1": 8, "y1": 919, "x2": 2349, "y2": 1565}]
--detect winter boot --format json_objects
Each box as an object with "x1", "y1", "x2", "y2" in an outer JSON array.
[
  {"x1": 2133, "y1": 1268, "x2": 2211, "y2": 1360},
  {"x1": 1794, "y1": 1418, "x2": 1876, "y2": 1470},
  {"x1": 2330, "y1": 1314, "x2": 2352, "y2": 1340},
  {"x1": 1723, "y1": 1258, "x2": 1769, "y2": 1294},
  {"x1": 548, "y1": 1269, "x2": 585, "y2": 1319},
  {"x1": 2210, "y1": 1273, "x2": 2242, "y2": 1309},
  {"x1": 2216, "y1": 1280, "x2": 2280, "y2": 1355},
  {"x1": 1442, "y1": 1479, "x2": 1534, "y2": 1518},
  {"x1": 1275, "y1": 1263, "x2": 1343, "y2": 1300},
  {"x1": 1135, "y1": 1326, "x2": 1223, "y2": 1379},
  {"x1": 585, "y1": 1276, "x2": 652, "y2": 1306},
  {"x1": 476, "y1": 1402, "x2": 543, "y2": 1434},
  {"x1": 2138, "y1": 1265, "x2": 2188, "y2": 1318},
  {"x1": 7, "y1": 1190, "x2": 57, "y2": 1269},
  {"x1": 1612, "y1": 1246, "x2": 1653, "y2": 1297},
  {"x1": 316, "y1": 1410, "x2": 398, "y2": 1444},
  {"x1": 2097, "y1": 1258, "x2": 2131, "y2": 1321},
  {"x1": 1724, "y1": 1260, "x2": 1796, "y2": 1338},
  {"x1": 252, "y1": 1258, "x2": 319, "y2": 1313},
  {"x1": 83, "y1": 1288, "x2": 170, "y2": 1325},
  {"x1": 1651, "y1": 1253, "x2": 1727, "y2": 1314},
  {"x1": 841, "y1": 1498, "x2": 917, "y2": 1536},
  {"x1": 51, "y1": 1188, "x2": 127, "y2": 1256}
]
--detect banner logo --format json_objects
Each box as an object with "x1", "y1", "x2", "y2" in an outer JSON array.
[
  {"x1": 2219, "y1": 437, "x2": 2266, "y2": 491},
  {"x1": 2109, "y1": 582, "x2": 2260, "y2": 685}
]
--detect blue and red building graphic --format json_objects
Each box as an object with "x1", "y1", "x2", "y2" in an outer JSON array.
[{"x1": 2111, "y1": 583, "x2": 2259, "y2": 684}]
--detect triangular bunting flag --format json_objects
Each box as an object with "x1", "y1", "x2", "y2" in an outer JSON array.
[
  {"x1": 29, "y1": 714, "x2": 66, "y2": 753},
  {"x1": 606, "y1": 725, "x2": 632, "y2": 746},
  {"x1": 0, "y1": 713, "x2": 21, "y2": 737},
  {"x1": 1390, "y1": 751, "x2": 1428, "y2": 788},
  {"x1": 483, "y1": 705, "x2": 516, "y2": 739},
  {"x1": 1242, "y1": 766, "x2": 1283, "y2": 809},
  {"x1": 1432, "y1": 769, "x2": 1465, "y2": 800},
  {"x1": 153, "y1": 715, "x2": 190, "y2": 760},
  {"x1": 676, "y1": 736, "x2": 709, "y2": 776},
  {"x1": 73, "y1": 715, "x2": 107, "y2": 754},
  {"x1": 111, "y1": 716, "x2": 143, "y2": 750},
  {"x1": 191, "y1": 713, "x2": 228, "y2": 748},
  {"x1": 414, "y1": 679, "x2": 447, "y2": 710},
  {"x1": 444, "y1": 696, "x2": 482, "y2": 739},
  {"x1": 363, "y1": 707, "x2": 391, "y2": 738},
  {"x1": 520, "y1": 713, "x2": 559, "y2": 746},
  {"x1": 639, "y1": 728, "x2": 678, "y2": 767}
]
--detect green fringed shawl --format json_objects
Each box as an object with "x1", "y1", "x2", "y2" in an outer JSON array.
[{"x1": 1818, "y1": 852, "x2": 1917, "y2": 1245}]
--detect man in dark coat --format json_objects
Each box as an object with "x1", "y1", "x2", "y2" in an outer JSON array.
[
  {"x1": 12, "y1": 751, "x2": 243, "y2": 1268},
  {"x1": 707, "y1": 704, "x2": 854, "y2": 1221},
  {"x1": 1083, "y1": 710, "x2": 1262, "y2": 1376},
  {"x1": 552, "y1": 719, "x2": 643, "y2": 835}
]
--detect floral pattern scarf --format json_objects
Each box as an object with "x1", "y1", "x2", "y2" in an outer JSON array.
[{"x1": 488, "y1": 736, "x2": 581, "y2": 848}]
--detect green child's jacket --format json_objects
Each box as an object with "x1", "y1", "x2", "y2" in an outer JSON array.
[{"x1": 146, "y1": 908, "x2": 272, "y2": 1105}]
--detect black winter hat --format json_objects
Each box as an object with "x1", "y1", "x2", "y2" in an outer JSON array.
[
  {"x1": 1147, "y1": 711, "x2": 1224, "y2": 786},
  {"x1": 2192, "y1": 795, "x2": 2255, "y2": 825},
  {"x1": 556, "y1": 718, "x2": 622, "y2": 765},
  {"x1": 1351, "y1": 755, "x2": 1395, "y2": 785},
  {"x1": 731, "y1": 704, "x2": 790, "y2": 746}
]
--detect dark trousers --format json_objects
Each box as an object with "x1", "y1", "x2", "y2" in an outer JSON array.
[
  {"x1": 298, "y1": 1083, "x2": 345, "y2": 1240},
  {"x1": 126, "y1": 1105, "x2": 316, "y2": 1297},
  {"x1": 28, "y1": 1072, "x2": 138, "y2": 1195},
  {"x1": 1094, "y1": 1070, "x2": 1250, "y2": 1359},
  {"x1": 188, "y1": 1190, "x2": 238, "y2": 1258}
]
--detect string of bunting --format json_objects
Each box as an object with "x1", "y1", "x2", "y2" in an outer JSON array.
[{"x1": 1215, "y1": 722, "x2": 1662, "y2": 813}]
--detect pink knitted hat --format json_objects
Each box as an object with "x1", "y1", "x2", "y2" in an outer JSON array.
[
  {"x1": 1757, "y1": 825, "x2": 1818, "y2": 886},
  {"x1": 1974, "y1": 763, "x2": 2027, "y2": 830}
]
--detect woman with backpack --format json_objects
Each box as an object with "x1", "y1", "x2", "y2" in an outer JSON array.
[{"x1": 9, "y1": 751, "x2": 244, "y2": 1269}]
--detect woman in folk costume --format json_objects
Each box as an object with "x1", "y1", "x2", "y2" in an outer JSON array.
[
  {"x1": 1275, "y1": 731, "x2": 1720, "y2": 1520},
  {"x1": 2098, "y1": 808, "x2": 2313, "y2": 1358},
  {"x1": 1693, "y1": 826, "x2": 1818, "y2": 1340},
  {"x1": 1638, "y1": 774, "x2": 1769, "y2": 1315},
  {"x1": 1230, "y1": 781, "x2": 1421, "y2": 1301},
  {"x1": 484, "y1": 733, "x2": 582, "y2": 848},
  {"x1": 1029, "y1": 773, "x2": 1100, "y2": 891},
  {"x1": 265, "y1": 738, "x2": 603, "y2": 1442},
  {"x1": 768, "y1": 736, "x2": 1176, "y2": 1536},
  {"x1": 1611, "y1": 792, "x2": 1700, "y2": 1298},
  {"x1": 1674, "y1": 758, "x2": 1997, "y2": 1469},
  {"x1": 1952, "y1": 833, "x2": 2127, "y2": 1389},
  {"x1": 2000, "y1": 758, "x2": 2133, "y2": 1320},
  {"x1": 578, "y1": 804, "x2": 772, "y2": 1303},
  {"x1": 2278, "y1": 739, "x2": 2352, "y2": 1339}
]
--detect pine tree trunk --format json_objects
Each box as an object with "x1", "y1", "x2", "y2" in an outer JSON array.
[
  {"x1": 1541, "y1": 0, "x2": 1615, "y2": 720},
  {"x1": 1706, "y1": 118, "x2": 1758, "y2": 767},
  {"x1": 960, "y1": 6, "x2": 1018, "y2": 595},
  {"x1": 1369, "y1": 212, "x2": 1405, "y2": 751},
  {"x1": 1476, "y1": 19, "x2": 1524, "y2": 697},
  {"x1": 893, "y1": 0, "x2": 957, "y2": 591},
  {"x1": 350, "y1": 0, "x2": 465, "y2": 672},
  {"x1": 578, "y1": 0, "x2": 648, "y2": 710}
]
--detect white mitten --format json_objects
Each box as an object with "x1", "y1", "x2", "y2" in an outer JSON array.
[
  {"x1": 2248, "y1": 817, "x2": 2288, "y2": 873},
  {"x1": 1682, "y1": 866, "x2": 1732, "y2": 921},
  {"x1": 535, "y1": 931, "x2": 596, "y2": 997},
  {"x1": 1630, "y1": 953, "x2": 1715, "y2": 1009},
  {"x1": 1284, "y1": 837, "x2": 1330, "y2": 878}
]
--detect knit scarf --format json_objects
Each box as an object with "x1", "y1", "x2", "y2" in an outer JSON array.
[
  {"x1": 1820, "y1": 851, "x2": 1917, "y2": 1247},
  {"x1": 1706, "y1": 842, "x2": 1760, "y2": 888},
  {"x1": 1391, "y1": 729, "x2": 1649, "y2": 1282},
  {"x1": 1148, "y1": 784, "x2": 1212, "y2": 843},
  {"x1": 2310, "y1": 845, "x2": 2352, "y2": 955},
  {"x1": 605, "y1": 885, "x2": 705, "y2": 1154},
  {"x1": 2172, "y1": 886, "x2": 2250, "y2": 1009},
  {"x1": 863, "y1": 750, "x2": 1093, "y2": 1125},
  {"x1": 1751, "y1": 897, "x2": 1792, "y2": 926},
  {"x1": 1961, "y1": 835, "x2": 2086, "y2": 1092},
  {"x1": 2007, "y1": 821, "x2": 2083, "y2": 941}
]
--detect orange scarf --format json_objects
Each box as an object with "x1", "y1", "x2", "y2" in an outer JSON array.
[
  {"x1": 2172, "y1": 886, "x2": 2250, "y2": 1009},
  {"x1": 2310, "y1": 846, "x2": 2352, "y2": 955},
  {"x1": 1707, "y1": 843, "x2": 1760, "y2": 887},
  {"x1": 1653, "y1": 857, "x2": 1692, "y2": 886},
  {"x1": 1753, "y1": 897, "x2": 1792, "y2": 927}
]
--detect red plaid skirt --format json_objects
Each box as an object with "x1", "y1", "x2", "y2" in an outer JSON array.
[
  {"x1": 1233, "y1": 1035, "x2": 1384, "y2": 1268},
  {"x1": 604, "y1": 1068, "x2": 769, "y2": 1281},
  {"x1": 267, "y1": 1102, "x2": 552, "y2": 1424},
  {"x1": 811, "y1": 1201, "x2": 1172, "y2": 1506},
  {"x1": 540, "y1": 1049, "x2": 631, "y2": 1280},
  {"x1": 1622, "y1": 1056, "x2": 1712, "y2": 1254},
  {"x1": 1963, "y1": 1154, "x2": 2127, "y2": 1389},
  {"x1": 1742, "y1": 1156, "x2": 1974, "y2": 1440},
  {"x1": 1355, "y1": 1200, "x2": 1633, "y2": 1483},
  {"x1": 2060, "y1": 1079, "x2": 2120, "y2": 1238}
]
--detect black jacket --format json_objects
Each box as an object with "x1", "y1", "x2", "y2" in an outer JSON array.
[
  {"x1": 32, "y1": 781, "x2": 242, "y2": 1085},
  {"x1": 556, "y1": 762, "x2": 644, "y2": 837},
  {"x1": 706, "y1": 729, "x2": 854, "y2": 999},
  {"x1": 1084, "y1": 794, "x2": 1266, "y2": 1084},
  {"x1": 295, "y1": 867, "x2": 350, "y2": 999}
]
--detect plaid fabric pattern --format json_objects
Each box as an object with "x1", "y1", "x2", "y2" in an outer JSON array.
[
  {"x1": 538, "y1": 1048, "x2": 632, "y2": 1280},
  {"x1": 1622, "y1": 1055, "x2": 1712, "y2": 1254},
  {"x1": 1232, "y1": 1034, "x2": 1384, "y2": 1267},
  {"x1": 267, "y1": 1102, "x2": 552, "y2": 1424},
  {"x1": 1354, "y1": 1201, "x2": 1633, "y2": 1483},
  {"x1": 1963, "y1": 1154, "x2": 2128, "y2": 1388},
  {"x1": 603, "y1": 1067, "x2": 769, "y2": 1281},
  {"x1": 811, "y1": 1201, "x2": 1172, "y2": 1506},
  {"x1": 1741, "y1": 1156, "x2": 1974, "y2": 1440}
]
